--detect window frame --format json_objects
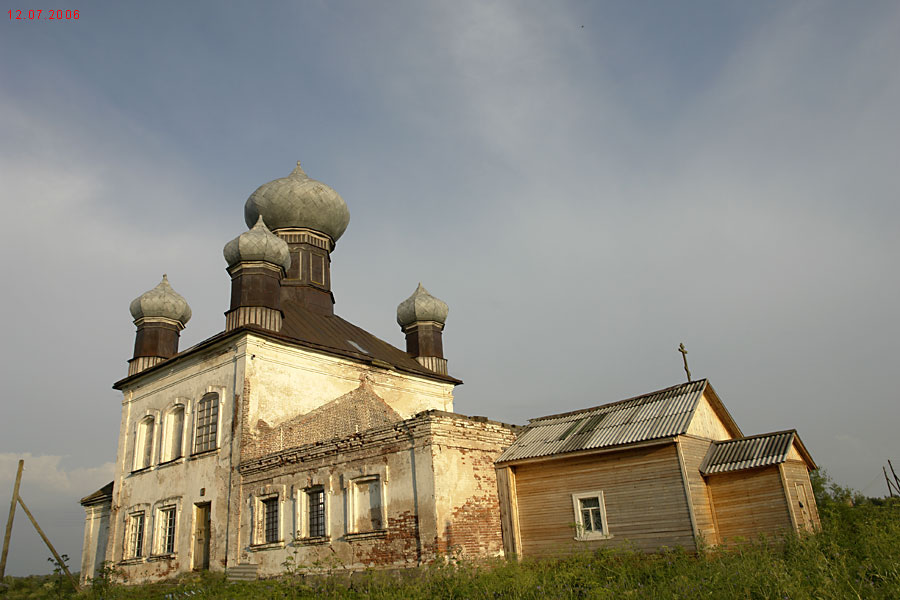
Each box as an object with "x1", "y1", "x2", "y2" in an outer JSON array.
[
  {"x1": 160, "y1": 404, "x2": 186, "y2": 463},
  {"x1": 263, "y1": 497, "x2": 279, "y2": 544},
  {"x1": 193, "y1": 392, "x2": 220, "y2": 455},
  {"x1": 571, "y1": 490, "x2": 612, "y2": 541},
  {"x1": 251, "y1": 492, "x2": 284, "y2": 548},
  {"x1": 152, "y1": 505, "x2": 178, "y2": 556},
  {"x1": 133, "y1": 417, "x2": 156, "y2": 471},
  {"x1": 125, "y1": 511, "x2": 146, "y2": 559},
  {"x1": 348, "y1": 475, "x2": 386, "y2": 535},
  {"x1": 303, "y1": 486, "x2": 327, "y2": 539}
]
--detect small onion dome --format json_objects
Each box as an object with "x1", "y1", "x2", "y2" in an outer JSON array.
[
  {"x1": 223, "y1": 216, "x2": 291, "y2": 271},
  {"x1": 244, "y1": 161, "x2": 350, "y2": 243},
  {"x1": 397, "y1": 283, "x2": 449, "y2": 327},
  {"x1": 129, "y1": 274, "x2": 192, "y2": 325}
]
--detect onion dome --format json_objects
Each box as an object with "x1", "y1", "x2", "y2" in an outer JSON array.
[
  {"x1": 244, "y1": 161, "x2": 350, "y2": 243},
  {"x1": 223, "y1": 216, "x2": 291, "y2": 271},
  {"x1": 397, "y1": 283, "x2": 449, "y2": 327},
  {"x1": 129, "y1": 275, "x2": 192, "y2": 325}
]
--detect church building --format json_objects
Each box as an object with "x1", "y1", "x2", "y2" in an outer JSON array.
[
  {"x1": 80, "y1": 161, "x2": 820, "y2": 585},
  {"x1": 79, "y1": 163, "x2": 518, "y2": 583}
]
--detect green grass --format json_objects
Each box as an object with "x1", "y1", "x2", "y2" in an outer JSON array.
[{"x1": 3, "y1": 482, "x2": 898, "y2": 599}]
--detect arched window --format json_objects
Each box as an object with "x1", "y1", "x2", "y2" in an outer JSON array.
[
  {"x1": 134, "y1": 417, "x2": 155, "y2": 470},
  {"x1": 194, "y1": 393, "x2": 219, "y2": 454},
  {"x1": 162, "y1": 406, "x2": 185, "y2": 462}
]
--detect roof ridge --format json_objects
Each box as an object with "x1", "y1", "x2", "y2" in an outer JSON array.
[
  {"x1": 530, "y1": 379, "x2": 708, "y2": 423},
  {"x1": 711, "y1": 429, "x2": 797, "y2": 446}
]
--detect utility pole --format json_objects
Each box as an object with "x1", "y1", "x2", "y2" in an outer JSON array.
[
  {"x1": 0, "y1": 459, "x2": 80, "y2": 592},
  {"x1": 0, "y1": 459, "x2": 24, "y2": 579}
]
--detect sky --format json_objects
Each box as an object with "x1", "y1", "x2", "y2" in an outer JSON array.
[{"x1": 1, "y1": 0, "x2": 898, "y2": 576}]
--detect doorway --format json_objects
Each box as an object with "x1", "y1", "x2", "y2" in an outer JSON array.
[{"x1": 192, "y1": 502, "x2": 211, "y2": 571}]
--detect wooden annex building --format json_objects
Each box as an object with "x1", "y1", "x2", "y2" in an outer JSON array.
[{"x1": 495, "y1": 379, "x2": 819, "y2": 557}]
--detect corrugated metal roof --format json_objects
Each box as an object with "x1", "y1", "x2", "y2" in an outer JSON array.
[
  {"x1": 700, "y1": 430, "x2": 796, "y2": 475},
  {"x1": 496, "y1": 379, "x2": 708, "y2": 463}
]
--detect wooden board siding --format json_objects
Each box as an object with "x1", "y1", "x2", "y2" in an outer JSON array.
[
  {"x1": 677, "y1": 436, "x2": 719, "y2": 546},
  {"x1": 496, "y1": 467, "x2": 522, "y2": 556},
  {"x1": 708, "y1": 466, "x2": 792, "y2": 544},
  {"x1": 780, "y1": 460, "x2": 820, "y2": 531},
  {"x1": 686, "y1": 391, "x2": 734, "y2": 440},
  {"x1": 512, "y1": 443, "x2": 695, "y2": 556}
]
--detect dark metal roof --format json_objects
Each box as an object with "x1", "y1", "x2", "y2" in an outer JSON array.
[
  {"x1": 496, "y1": 380, "x2": 708, "y2": 463},
  {"x1": 700, "y1": 430, "x2": 800, "y2": 474},
  {"x1": 79, "y1": 481, "x2": 113, "y2": 506},
  {"x1": 114, "y1": 301, "x2": 461, "y2": 389},
  {"x1": 278, "y1": 298, "x2": 456, "y2": 382}
]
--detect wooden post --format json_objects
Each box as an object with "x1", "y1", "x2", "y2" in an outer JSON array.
[
  {"x1": 16, "y1": 496, "x2": 80, "y2": 592},
  {"x1": 889, "y1": 460, "x2": 900, "y2": 492},
  {"x1": 0, "y1": 459, "x2": 24, "y2": 580},
  {"x1": 885, "y1": 467, "x2": 896, "y2": 498}
]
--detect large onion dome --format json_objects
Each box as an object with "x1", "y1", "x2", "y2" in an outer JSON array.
[
  {"x1": 129, "y1": 275, "x2": 192, "y2": 325},
  {"x1": 397, "y1": 283, "x2": 449, "y2": 327},
  {"x1": 244, "y1": 161, "x2": 350, "y2": 243},
  {"x1": 223, "y1": 216, "x2": 291, "y2": 271}
]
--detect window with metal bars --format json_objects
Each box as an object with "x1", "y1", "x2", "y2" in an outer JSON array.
[
  {"x1": 128, "y1": 512, "x2": 145, "y2": 558},
  {"x1": 307, "y1": 488, "x2": 325, "y2": 538},
  {"x1": 194, "y1": 393, "x2": 219, "y2": 454},
  {"x1": 263, "y1": 497, "x2": 279, "y2": 543},
  {"x1": 160, "y1": 507, "x2": 176, "y2": 554}
]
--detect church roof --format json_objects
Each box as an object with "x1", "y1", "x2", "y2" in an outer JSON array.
[
  {"x1": 79, "y1": 481, "x2": 113, "y2": 506},
  {"x1": 699, "y1": 430, "x2": 816, "y2": 474},
  {"x1": 254, "y1": 381, "x2": 402, "y2": 452},
  {"x1": 496, "y1": 379, "x2": 725, "y2": 463},
  {"x1": 114, "y1": 300, "x2": 461, "y2": 389}
]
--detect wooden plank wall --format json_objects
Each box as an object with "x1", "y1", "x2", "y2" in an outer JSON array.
[
  {"x1": 707, "y1": 466, "x2": 792, "y2": 544},
  {"x1": 686, "y1": 391, "x2": 734, "y2": 440},
  {"x1": 780, "y1": 460, "x2": 821, "y2": 531},
  {"x1": 495, "y1": 466, "x2": 522, "y2": 556},
  {"x1": 677, "y1": 436, "x2": 719, "y2": 546},
  {"x1": 512, "y1": 443, "x2": 696, "y2": 556}
]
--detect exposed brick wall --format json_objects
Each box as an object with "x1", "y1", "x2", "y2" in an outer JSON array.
[
  {"x1": 352, "y1": 511, "x2": 422, "y2": 567},
  {"x1": 238, "y1": 411, "x2": 520, "y2": 570},
  {"x1": 243, "y1": 381, "x2": 402, "y2": 461},
  {"x1": 429, "y1": 417, "x2": 518, "y2": 559}
]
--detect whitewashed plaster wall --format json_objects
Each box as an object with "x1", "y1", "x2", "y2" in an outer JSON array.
[
  {"x1": 242, "y1": 334, "x2": 455, "y2": 429},
  {"x1": 105, "y1": 336, "x2": 249, "y2": 581}
]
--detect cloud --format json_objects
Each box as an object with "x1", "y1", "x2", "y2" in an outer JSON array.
[{"x1": 0, "y1": 454, "x2": 114, "y2": 495}]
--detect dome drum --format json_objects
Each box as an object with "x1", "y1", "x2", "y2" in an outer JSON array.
[
  {"x1": 244, "y1": 162, "x2": 350, "y2": 243},
  {"x1": 128, "y1": 275, "x2": 191, "y2": 376},
  {"x1": 396, "y1": 284, "x2": 450, "y2": 374}
]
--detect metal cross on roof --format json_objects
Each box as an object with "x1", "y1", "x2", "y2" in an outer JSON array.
[{"x1": 678, "y1": 342, "x2": 692, "y2": 383}]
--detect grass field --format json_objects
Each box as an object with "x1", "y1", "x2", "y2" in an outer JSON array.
[{"x1": 2, "y1": 472, "x2": 898, "y2": 599}]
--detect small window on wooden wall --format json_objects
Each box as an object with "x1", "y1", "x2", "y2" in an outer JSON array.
[{"x1": 571, "y1": 491, "x2": 611, "y2": 541}]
